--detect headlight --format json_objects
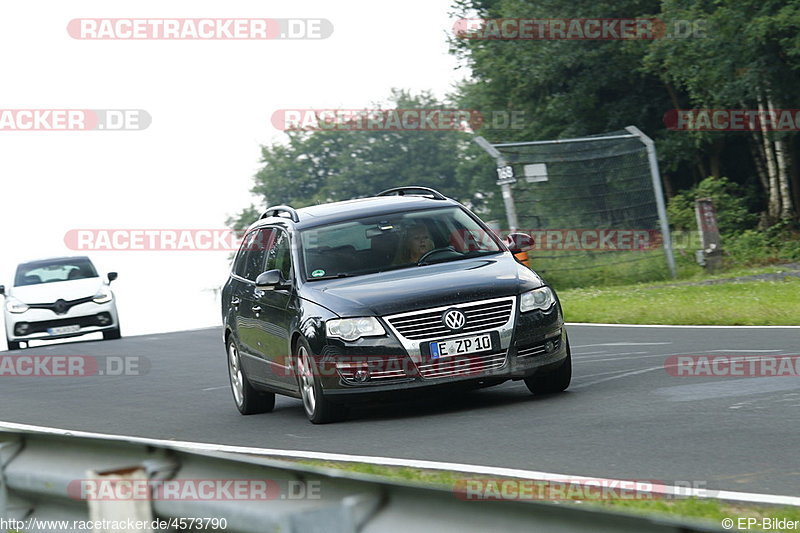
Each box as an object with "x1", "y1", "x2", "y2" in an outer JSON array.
[
  {"x1": 326, "y1": 317, "x2": 386, "y2": 341},
  {"x1": 520, "y1": 287, "x2": 555, "y2": 312},
  {"x1": 5, "y1": 297, "x2": 29, "y2": 314},
  {"x1": 93, "y1": 290, "x2": 113, "y2": 304}
]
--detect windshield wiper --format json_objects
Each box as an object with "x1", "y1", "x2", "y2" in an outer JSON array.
[
  {"x1": 418, "y1": 250, "x2": 501, "y2": 266},
  {"x1": 308, "y1": 273, "x2": 353, "y2": 281}
]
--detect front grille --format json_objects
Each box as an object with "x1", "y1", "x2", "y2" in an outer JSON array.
[
  {"x1": 386, "y1": 297, "x2": 515, "y2": 341},
  {"x1": 517, "y1": 337, "x2": 561, "y2": 358},
  {"x1": 417, "y1": 351, "x2": 507, "y2": 379},
  {"x1": 29, "y1": 296, "x2": 95, "y2": 315}
]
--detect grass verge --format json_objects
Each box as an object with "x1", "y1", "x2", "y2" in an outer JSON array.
[
  {"x1": 558, "y1": 276, "x2": 800, "y2": 325},
  {"x1": 283, "y1": 459, "x2": 800, "y2": 530}
]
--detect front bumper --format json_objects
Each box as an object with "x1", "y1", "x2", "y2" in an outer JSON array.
[
  {"x1": 4, "y1": 301, "x2": 119, "y2": 342},
  {"x1": 315, "y1": 302, "x2": 567, "y2": 398}
]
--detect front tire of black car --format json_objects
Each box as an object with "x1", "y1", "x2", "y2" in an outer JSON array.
[
  {"x1": 227, "y1": 336, "x2": 275, "y2": 415},
  {"x1": 295, "y1": 337, "x2": 348, "y2": 424},
  {"x1": 524, "y1": 337, "x2": 572, "y2": 395}
]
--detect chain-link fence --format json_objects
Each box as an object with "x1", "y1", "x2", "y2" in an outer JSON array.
[{"x1": 476, "y1": 127, "x2": 676, "y2": 289}]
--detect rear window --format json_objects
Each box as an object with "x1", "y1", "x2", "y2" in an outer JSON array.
[{"x1": 15, "y1": 258, "x2": 98, "y2": 286}]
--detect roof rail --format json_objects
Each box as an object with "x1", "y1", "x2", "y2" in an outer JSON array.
[
  {"x1": 377, "y1": 186, "x2": 447, "y2": 200},
  {"x1": 260, "y1": 205, "x2": 300, "y2": 222}
]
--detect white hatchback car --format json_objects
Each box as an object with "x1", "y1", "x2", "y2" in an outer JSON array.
[{"x1": 0, "y1": 256, "x2": 120, "y2": 350}]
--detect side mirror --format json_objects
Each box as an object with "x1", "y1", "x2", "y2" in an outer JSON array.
[
  {"x1": 107, "y1": 272, "x2": 118, "y2": 283},
  {"x1": 0, "y1": 285, "x2": 5, "y2": 296},
  {"x1": 504, "y1": 232, "x2": 534, "y2": 254},
  {"x1": 255, "y1": 269, "x2": 288, "y2": 290}
]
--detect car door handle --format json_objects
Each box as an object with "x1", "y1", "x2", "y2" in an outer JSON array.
[
  {"x1": 251, "y1": 306, "x2": 262, "y2": 313},
  {"x1": 231, "y1": 297, "x2": 241, "y2": 307}
]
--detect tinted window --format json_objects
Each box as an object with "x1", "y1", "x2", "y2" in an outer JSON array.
[
  {"x1": 15, "y1": 258, "x2": 98, "y2": 286},
  {"x1": 266, "y1": 231, "x2": 292, "y2": 280},
  {"x1": 233, "y1": 228, "x2": 274, "y2": 281},
  {"x1": 300, "y1": 207, "x2": 502, "y2": 280}
]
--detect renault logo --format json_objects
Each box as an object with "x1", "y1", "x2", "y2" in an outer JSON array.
[
  {"x1": 54, "y1": 299, "x2": 68, "y2": 315},
  {"x1": 442, "y1": 309, "x2": 466, "y2": 331}
]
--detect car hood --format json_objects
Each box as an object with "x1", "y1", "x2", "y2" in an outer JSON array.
[
  {"x1": 9, "y1": 278, "x2": 105, "y2": 304},
  {"x1": 300, "y1": 253, "x2": 544, "y2": 317}
]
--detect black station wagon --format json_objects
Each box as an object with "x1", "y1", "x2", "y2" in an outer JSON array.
[{"x1": 222, "y1": 187, "x2": 571, "y2": 423}]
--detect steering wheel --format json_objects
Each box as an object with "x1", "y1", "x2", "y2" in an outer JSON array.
[{"x1": 417, "y1": 246, "x2": 460, "y2": 265}]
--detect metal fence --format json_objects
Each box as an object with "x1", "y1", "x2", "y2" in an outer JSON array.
[
  {"x1": 0, "y1": 427, "x2": 729, "y2": 533},
  {"x1": 476, "y1": 127, "x2": 676, "y2": 288}
]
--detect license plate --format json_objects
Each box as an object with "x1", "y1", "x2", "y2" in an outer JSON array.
[
  {"x1": 429, "y1": 333, "x2": 492, "y2": 359},
  {"x1": 47, "y1": 325, "x2": 80, "y2": 335}
]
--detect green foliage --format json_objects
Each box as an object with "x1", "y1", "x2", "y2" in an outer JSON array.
[
  {"x1": 725, "y1": 221, "x2": 800, "y2": 265},
  {"x1": 225, "y1": 205, "x2": 260, "y2": 233},
  {"x1": 246, "y1": 90, "x2": 472, "y2": 215},
  {"x1": 666, "y1": 177, "x2": 757, "y2": 234},
  {"x1": 724, "y1": 230, "x2": 774, "y2": 265}
]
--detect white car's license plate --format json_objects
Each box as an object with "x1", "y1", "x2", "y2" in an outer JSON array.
[
  {"x1": 429, "y1": 333, "x2": 492, "y2": 359},
  {"x1": 47, "y1": 325, "x2": 80, "y2": 335}
]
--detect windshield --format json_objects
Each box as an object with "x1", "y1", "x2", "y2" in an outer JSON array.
[
  {"x1": 14, "y1": 258, "x2": 99, "y2": 286},
  {"x1": 301, "y1": 206, "x2": 503, "y2": 280}
]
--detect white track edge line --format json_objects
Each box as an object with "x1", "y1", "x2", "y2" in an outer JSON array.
[
  {"x1": 1, "y1": 421, "x2": 797, "y2": 507},
  {"x1": 566, "y1": 322, "x2": 800, "y2": 328}
]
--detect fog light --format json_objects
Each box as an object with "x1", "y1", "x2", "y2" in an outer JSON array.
[
  {"x1": 545, "y1": 341, "x2": 555, "y2": 352},
  {"x1": 15, "y1": 323, "x2": 30, "y2": 336},
  {"x1": 97, "y1": 314, "x2": 111, "y2": 325}
]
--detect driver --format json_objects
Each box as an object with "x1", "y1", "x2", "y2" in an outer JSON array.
[{"x1": 393, "y1": 223, "x2": 434, "y2": 264}]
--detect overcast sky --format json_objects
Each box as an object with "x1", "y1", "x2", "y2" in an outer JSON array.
[{"x1": 0, "y1": 1, "x2": 466, "y2": 346}]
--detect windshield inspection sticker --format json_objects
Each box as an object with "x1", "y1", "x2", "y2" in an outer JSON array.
[{"x1": 311, "y1": 269, "x2": 325, "y2": 277}]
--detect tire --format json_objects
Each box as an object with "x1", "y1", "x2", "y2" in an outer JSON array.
[
  {"x1": 524, "y1": 338, "x2": 572, "y2": 395},
  {"x1": 294, "y1": 337, "x2": 348, "y2": 424},
  {"x1": 103, "y1": 327, "x2": 122, "y2": 340},
  {"x1": 227, "y1": 336, "x2": 275, "y2": 415},
  {"x1": 6, "y1": 338, "x2": 21, "y2": 350}
]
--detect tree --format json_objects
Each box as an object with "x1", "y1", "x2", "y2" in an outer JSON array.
[
  {"x1": 644, "y1": 0, "x2": 800, "y2": 223},
  {"x1": 228, "y1": 90, "x2": 483, "y2": 229},
  {"x1": 449, "y1": 0, "x2": 800, "y2": 223}
]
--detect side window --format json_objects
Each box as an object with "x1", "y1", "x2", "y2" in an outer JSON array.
[
  {"x1": 233, "y1": 231, "x2": 256, "y2": 278},
  {"x1": 266, "y1": 230, "x2": 292, "y2": 280},
  {"x1": 234, "y1": 228, "x2": 275, "y2": 281}
]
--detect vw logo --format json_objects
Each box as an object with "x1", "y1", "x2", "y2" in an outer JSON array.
[{"x1": 442, "y1": 309, "x2": 466, "y2": 331}]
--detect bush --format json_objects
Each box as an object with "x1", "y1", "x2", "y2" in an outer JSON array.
[
  {"x1": 725, "y1": 230, "x2": 774, "y2": 265},
  {"x1": 667, "y1": 177, "x2": 758, "y2": 235},
  {"x1": 724, "y1": 221, "x2": 800, "y2": 266}
]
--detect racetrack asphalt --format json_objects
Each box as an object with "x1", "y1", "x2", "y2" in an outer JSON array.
[{"x1": 1, "y1": 325, "x2": 798, "y2": 495}]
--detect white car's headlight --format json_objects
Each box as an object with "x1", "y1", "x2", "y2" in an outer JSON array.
[
  {"x1": 5, "y1": 297, "x2": 29, "y2": 314},
  {"x1": 93, "y1": 289, "x2": 113, "y2": 304},
  {"x1": 520, "y1": 287, "x2": 555, "y2": 312},
  {"x1": 326, "y1": 317, "x2": 385, "y2": 341}
]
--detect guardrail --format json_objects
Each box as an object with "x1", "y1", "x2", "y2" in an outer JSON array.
[{"x1": 0, "y1": 427, "x2": 726, "y2": 532}]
